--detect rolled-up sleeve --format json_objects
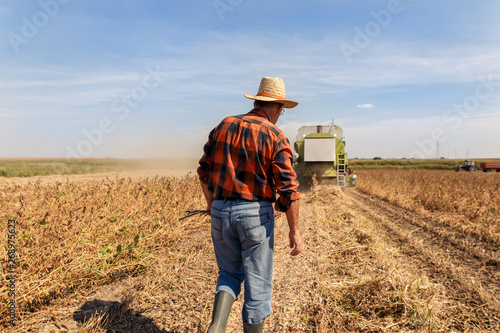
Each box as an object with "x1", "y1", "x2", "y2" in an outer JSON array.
[
  {"x1": 197, "y1": 131, "x2": 213, "y2": 184},
  {"x1": 272, "y1": 138, "x2": 301, "y2": 212}
]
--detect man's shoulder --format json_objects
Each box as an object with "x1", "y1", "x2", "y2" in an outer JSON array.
[
  {"x1": 257, "y1": 118, "x2": 286, "y2": 140},
  {"x1": 242, "y1": 113, "x2": 285, "y2": 136},
  {"x1": 219, "y1": 113, "x2": 273, "y2": 129},
  {"x1": 215, "y1": 112, "x2": 286, "y2": 141},
  {"x1": 218, "y1": 114, "x2": 246, "y2": 126}
]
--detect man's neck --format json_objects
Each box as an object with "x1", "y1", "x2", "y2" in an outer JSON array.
[{"x1": 250, "y1": 108, "x2": 272, "y2": 122}]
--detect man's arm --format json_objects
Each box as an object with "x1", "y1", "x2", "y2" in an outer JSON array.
[
  {"x1": 270, "y1": 135, "x2": 303, "y2": 255},
  {"x1": 200, "y1": 180, "x2": 214, "y2": 212},
  {"x1": 285, "y1": 199, "x2": 303, "y2": 256}
]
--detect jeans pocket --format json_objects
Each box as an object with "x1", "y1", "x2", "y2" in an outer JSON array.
[
  {"x1": 211, "y1": 215, "x2": 224, "y2": 242},
  {"x1": 240, "y1": 212, "x2": 271, "y2": 243}
]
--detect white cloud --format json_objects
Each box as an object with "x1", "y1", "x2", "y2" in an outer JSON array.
[
  {"x1": 357, "y1": 104, "x2": 374, "y2": 108},
  {"x1": 173, "y1": 109, "x2": 191, "y2": 114}
]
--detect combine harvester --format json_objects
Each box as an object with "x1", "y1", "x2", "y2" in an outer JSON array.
[{"x1": 293, "y1": 124, "x2": 356, "y2": 187}]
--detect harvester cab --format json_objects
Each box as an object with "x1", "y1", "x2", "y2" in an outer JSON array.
[{"x1": 293, "y1": 124, "x2": 356, "y2": 187}]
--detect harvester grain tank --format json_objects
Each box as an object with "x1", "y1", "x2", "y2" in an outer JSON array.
[{"x1": 293, "y1": 124, "x2": 356, "y2": 187}]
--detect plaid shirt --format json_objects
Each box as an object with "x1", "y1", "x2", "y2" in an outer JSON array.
[{"x1": 197, "y1": 108, "x2": 301, "y2": 212}]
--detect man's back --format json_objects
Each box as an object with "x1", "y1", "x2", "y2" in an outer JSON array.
[{"x1": 198, "y1": 108, "x2": 299, "y2": 210}]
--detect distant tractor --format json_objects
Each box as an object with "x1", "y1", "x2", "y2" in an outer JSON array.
[
  {"x1": 456, "y1": 160, "x2": 477, "y2": 172},
  {"x1": 293, "y1": 124, "x2": 356, "y2": 187},
  {"x1": 456, "y1": 160, "x2": 500, "y2": 172}
]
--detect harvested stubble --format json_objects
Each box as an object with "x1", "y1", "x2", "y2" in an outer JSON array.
[
  {"x1": 354, "y1": 169, "x2": 500, "y2": 244},
  {"x1": 289, "y1": 184, "x2": 445, "y2": 332},
  {"x1": 0, "y1": 175, "x2": 206, "y2": 326}
]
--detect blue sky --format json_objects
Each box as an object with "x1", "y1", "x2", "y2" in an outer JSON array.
[{"x1": 1, "y1": 0, "x2": 499, "y2": 159}]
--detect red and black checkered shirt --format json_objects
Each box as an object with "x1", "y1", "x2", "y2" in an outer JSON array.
[{"x1": 197, "y1": 108, "x2": 301, "y2": 212}]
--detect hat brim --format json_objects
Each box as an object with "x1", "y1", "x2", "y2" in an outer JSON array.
[{"x1": 244, "y1": 94, "x2": 298, "y2": 109}]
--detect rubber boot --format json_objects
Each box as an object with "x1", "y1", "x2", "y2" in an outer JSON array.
[
  {"x1": 206, "y1": 291, "x2": 235, "y2": 333},
  {"x1": 243, "y1": 320, "x2": 265, "y2": 333}
]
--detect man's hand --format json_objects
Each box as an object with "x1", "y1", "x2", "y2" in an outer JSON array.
[
  {"x1": 285, "y1": 199, "x2": 303, "y2": 256},
  {"x1": 200, "y1": 181, "x2": 214, "y2": 211},
  {"x1": 289, "y1": 231, "x2": 303, "y2": 256}
]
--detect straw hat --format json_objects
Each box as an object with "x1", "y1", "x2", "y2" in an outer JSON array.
[{"x1": 244, "y1": 77, "x2": 298, "y2": 108}]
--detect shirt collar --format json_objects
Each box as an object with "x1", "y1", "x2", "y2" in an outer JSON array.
[{"x1": 248, "y1": 108, "x2": 271, "y2": 122}]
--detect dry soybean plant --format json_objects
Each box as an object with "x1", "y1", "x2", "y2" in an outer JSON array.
[
  {"x1": 0, "y1": 175, "x2": 206, "y2": 326},
  {"x1": 355, "y1": 169, "x2": 500, "y2": 244}
]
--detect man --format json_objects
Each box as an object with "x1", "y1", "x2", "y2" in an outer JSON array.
[{"x1": 197, "y1": 77, "x2": 303, "y2": 333}]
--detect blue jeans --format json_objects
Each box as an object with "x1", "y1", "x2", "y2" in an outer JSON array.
[{"x1": 210, "y1": 199, "x2": 275, "y2": 324}]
